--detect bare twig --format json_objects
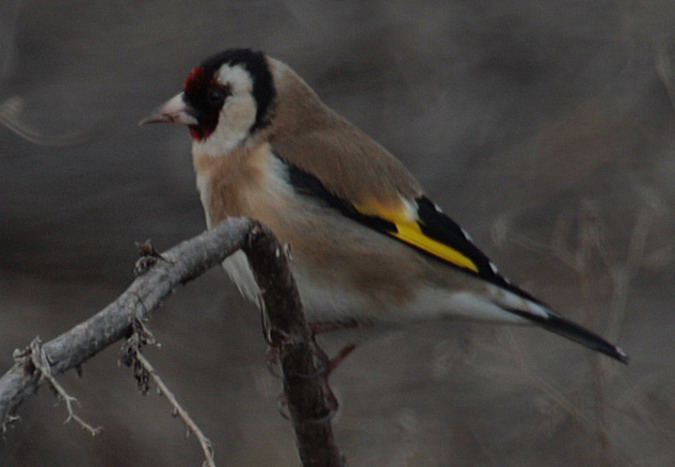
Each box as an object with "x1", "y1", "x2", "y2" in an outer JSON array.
[
  {"x1": 139, "y1": 352, "x2": 215, "y2": 467},
  {"x1": 0, "y1": 217, "x2": 251, "y2": 430},
  {"x1": 243, "y1": 223, "x2": 344, "y2": 467},
  {"x1": 118, "y1": 319, "x2": 215, "y2": 467},
  {"x1": 0, "y1": 217, "x2": 344, "y2": 466},
  {"x1": 18, "y1": 338, "x2": 102, "y2": 436},
  {"x1": 136, "y1": 349, "x2": 215, "y2": 467}
]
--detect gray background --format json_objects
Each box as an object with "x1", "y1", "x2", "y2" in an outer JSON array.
[{"x1": 1, "y1": 1, "x2": 674, "y2": 465}]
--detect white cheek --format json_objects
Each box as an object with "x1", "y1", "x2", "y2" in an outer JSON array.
[
  {"x1": 225, "y1": 97, "x2": 256, "y2": 128},
  {"x1": 192, "y1": 64, "x2": 258, "y2": 157},
  {"x1": 192, "y1": 95, "x2": 256, "y2": 156}
]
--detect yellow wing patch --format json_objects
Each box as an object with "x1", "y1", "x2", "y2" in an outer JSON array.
[{"x1": 353, "y1": 199, "x2": 479, "y2": 273}]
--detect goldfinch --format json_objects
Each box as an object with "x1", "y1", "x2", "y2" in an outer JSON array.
[{"x1": 141, "y1": 48, "x2": 628, "y2": 364}]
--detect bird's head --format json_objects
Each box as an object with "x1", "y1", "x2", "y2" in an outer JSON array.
[{"x1": 141, "y1": 49, "x2": 276, "y2": 152}]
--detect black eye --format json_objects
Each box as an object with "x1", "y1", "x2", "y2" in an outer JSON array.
[{"x1": 206, "y1": 87, "x2": 226, "y2": 107}]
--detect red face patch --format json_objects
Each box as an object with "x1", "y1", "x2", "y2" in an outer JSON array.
[
  {"x1": 184, "y1": 66, "x2": 211, "y2": 97},
  {"x1": 182, "y1": 66, "x2": 222, "y2": 141}
]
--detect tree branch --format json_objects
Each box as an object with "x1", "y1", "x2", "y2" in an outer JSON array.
[
  {"x1": 0, "y1": 217, "x2": 343, "y2": 466},
  {"x1": 244, "y1": 223, "x2": 344, "y2": 467}
]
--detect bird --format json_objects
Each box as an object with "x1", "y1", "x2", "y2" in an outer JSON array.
[{"x1": 141, "y1": 48, "x2": 628, "y2": 366}]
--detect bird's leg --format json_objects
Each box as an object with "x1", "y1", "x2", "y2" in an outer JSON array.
[
  {"x1": 309, "y1": 318, "x2": 373, "y2": 374},
  {"x1": 273, "y1": 337, "x2": 340, "y2": 420},
  {"x1": 305, "y1": 319, "x2": 371, "y2": 412},
  {"x1": 308, "y1": 341, "x2": 356, "y2": 415},
  {"x1": 327, "y1": 344, "x2": 356, "y2": 374},
  {"x1": 308, "y1": 339, "x2": 339, "y2": 414},
  {"x1": 274, "y1": 319, "x2": 368, "y2": 418}
]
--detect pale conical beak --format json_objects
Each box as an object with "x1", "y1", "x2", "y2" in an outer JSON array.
[{"x1": 139, "y1": 93, "x2": 199, "y2": 126}]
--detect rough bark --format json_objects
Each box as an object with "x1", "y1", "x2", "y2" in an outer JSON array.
[{"x1": 0, "y1": 217, "x2": 343, "y2": 466}]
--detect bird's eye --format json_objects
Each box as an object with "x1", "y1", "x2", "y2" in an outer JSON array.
[{"x1": 207, "y1": 87, "x2": 226, "y2": 107}]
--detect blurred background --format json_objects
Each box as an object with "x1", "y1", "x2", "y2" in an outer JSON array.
[{"x1": 1, "y1": 1, "x2": 674, "y2": 465}]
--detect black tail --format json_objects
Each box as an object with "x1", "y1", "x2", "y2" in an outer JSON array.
[{"x1": 505, "y1": 307, "x2": 628, "y2": 364}]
